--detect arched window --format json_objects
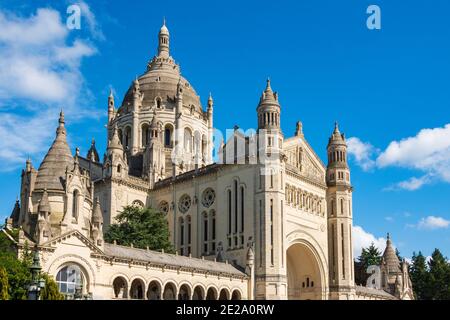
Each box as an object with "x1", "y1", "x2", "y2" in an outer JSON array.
[
  {"x1": 211, "y1": 210, "x2": 216, "y2": 252},
  {"x1": 184, "y1": 128, "x2": 192, "y2": 152},
  {"x1": 72, "y1": 190, "x2": 79, "y2": 219},
  {"x1": 234, "y1": 180, "x2": 238, "y2": 233},
  {"x1": 117, "y1": 165, "x2": 121, "y2": 173},
  {"x1": 164, "y1": 125, "x2": 173, "y2": 147},
  {"x1": 341, "y1": 199, "x2": 344, "y2": 215},
  {"x1": 179, "y1": 217, "x2": 184, "y2": 255},
  {"x1": 141, "y1": 123, "x2": 149, "y2": 147},
  {"x1": 156, "y1": 97, "x2": 162, "y2": 108},
  {"x1": 331, "y1": 199, "x2": 335, "y2": 216},
  {"x1": 125, "y1": 127, "x2": 131, "y2": 149},
  {"x1": 56, "y1": 265, "x2": 84, "y2": 296},
  {"x1": 203, "y1": 212, "x2": 208, "y2": 254},
  {"x1": 240, "y1": 187, "x2": 244, "y2": 233},
  {"x1": 227, "y1": 190, "x2": 232, "y2": 234}
]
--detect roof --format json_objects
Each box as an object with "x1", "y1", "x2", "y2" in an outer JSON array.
[
  {"x1": 35, "y1": 112, "x2": 74, "y2": 191},
  {"x1": 382, "y1": 233, "x2": 400, "y2": 273},
  {"x1": 355, "y1": 285, "x2": 397, "y2": 299},
  {"x1": 103, "y1": 242, "x2": 246, "y2": 277}
]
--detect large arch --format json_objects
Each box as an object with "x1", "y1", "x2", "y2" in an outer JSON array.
[
  {"x1": 231, "y1": 289, "x2": 242, "y2": 300},
  {"x1": 112, "y1": 276, "x2": 129, "y2": 299},
  {"x1": 192, "y1": 285, "x2": 205, "y2": 300},
  {"x1": 218, "y1": 288, "x2": 230, "y2": 300},
  {"x1": 130, "y1": 278, "x2": 145, "y2": 300},
  {"x1": 286, "y1": 241, "x2": 325, "y2": 300},
  {"x1": 205, "y1": 286, "x2": 218, "y2": 300},
  {"x1": 163, "y1": 282, "x2": 177, "y2": 300},
  {"x1": 147, "y1": 280, "x2": 162, "y2": 300},
  {"x1": 178, "y1": 283, "x2": 191, "y2": 300}
]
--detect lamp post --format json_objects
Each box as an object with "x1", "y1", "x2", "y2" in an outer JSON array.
[{"x1": 27, "y1": 249, "x2": 45, "y2": 300}]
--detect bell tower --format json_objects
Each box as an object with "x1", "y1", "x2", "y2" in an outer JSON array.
[
  {"x1": 326, "y1": 122, "x2": 356, "y2": 299},
  {"x1": 254, "y1": 79, "x2": 287, "y2": 299}
]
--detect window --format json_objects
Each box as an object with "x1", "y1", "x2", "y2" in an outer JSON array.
[
  {"x1": 178, "y1": 194, "x2": 191, "y2": 213},
  {"x1": 234, "y1": 180, "x2": 238, "y2": 233},
  {"x1": 164, "y1": 126, "x2": 172, "y2": 147},
  {"x1": 227, "y1": 190, "x2": 232, "y2": 234},
  {"x1": 72, "y1": 190, "x2": 79, "y2": 219},
  {"x1": 56, "y1": 265, "x2": 83, "y2": 295},
  {"x1": 341, "y1": 199, "x2": 344, "y2": 215},
  {"x1": 201, "y1": 188, "x2": 216, "y2": 208},
  {"x1": 240, "y1": 187, "x2": 244, "y2": 232}
]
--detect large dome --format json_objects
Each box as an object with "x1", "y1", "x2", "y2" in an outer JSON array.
[{"x1": 119, "y1": 22, "x2": 202, "y2": 113}]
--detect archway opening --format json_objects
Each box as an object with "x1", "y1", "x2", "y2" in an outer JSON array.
[
  {"x1": 178, "y1": 284, "x2": 191, "y2": 300},
  {"x1": 206, "y1": 287, "x2": 217, "y2": 300},
  {"x1": 231, "y1": 290, "x2": 241, "y2": 300},
  {"x1": 286, "y1": 243, "x2": 323, "y2": 300},
  {"x1": 56, "y1": 264, "x2": 86, "y2": 299},
  {"x1": 112, "y1": 276, "x2": 128, "y2": 299},
  {"x1": 130, "y1": 279, "x2": 145, "y2": 300},
  {"x1": 192, "y1": 286, "x2": 204, "y2": 300},
  {"x1": 218, "y1": 288, "x2": 229, "y2": 300},
  {"x1": 147, "y1": 281, "x2": 161, "y2": 300},
  {"x1": 163, "y1": 282, "x2": 177, "y2": 300}
]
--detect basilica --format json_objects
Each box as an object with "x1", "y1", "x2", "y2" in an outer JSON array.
[{"x1": 3, "y1": 21, "x2": 414, "y2": 300}]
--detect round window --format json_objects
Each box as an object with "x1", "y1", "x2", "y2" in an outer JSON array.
[
  {"x1": 201, "y1": 188, "x2": 216, "y2": 208},
  {"x1": 178, "y1": 194, "x2": 191, "y2": 213},
  {"x1": 158, "y1": 201, "x2": 169, "y2": 215}
]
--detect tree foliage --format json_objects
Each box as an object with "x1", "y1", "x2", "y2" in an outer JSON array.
[
  {"x1": 40, "y1": 274, "x2": 65, "y2": 300},
  {"x1": 0, "y1": 251, "x2": 31, "y2": 300},
  {"x1": 410, "y1": 251, "x2": 429, "y2": 300},
  {"x1": 355, "y1": 243, "x2": 382, "y2": 285},
  {"x1": 0, "y1": 266, "x2": 9, "y2": 300},
  {"x1": 104, "y1": 206, "x2": 175, "y2": 253},
  {"x1": 428, "y1": 249, "x2": 450, "y2": 300}
]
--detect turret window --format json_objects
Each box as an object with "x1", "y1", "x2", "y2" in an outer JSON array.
[{"x1": 72, "y1": 190, "x2": 79, "y2": 219}]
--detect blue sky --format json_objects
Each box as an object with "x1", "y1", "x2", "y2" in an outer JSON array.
[{"x1": 0, "y1": 0, "x2": 449, "y2": 259}]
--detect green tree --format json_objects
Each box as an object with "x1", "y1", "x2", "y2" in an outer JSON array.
[
  {"x1": 410, "y1": 251, "x2": 429, "y2": 300},
  {"x1": 428, "y1": 248, "x2": 450, "y2": 300},
  {"x1": 105, "y1": 206, "x2": 175, "y2": 253},
  {"x1": 21, "y1": 241, "x2": 33, "y2": 267},
  {"x1": 0, "y1": 251, "x2": 31, "y2": 300},
  {"x1": 0, "y1": 266, "x2": 9, "y2": 300},
  {"x1": 40, "y1": 274, "x2": 65, "y2": 300},
  {"x1": 355, "y1": 243, "x2": 382, "y2": 285}
]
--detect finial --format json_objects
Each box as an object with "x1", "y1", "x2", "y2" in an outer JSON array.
[
  {"x1": 266, "y1": 77, "x2": 271, "y2": 91},
  {"x1": 59, "y1": 110, "x2": 65, "y2": 125},
  {"x1": 163, "y1": 17, "x2": 166, "y2": 26},
  {"x1": 75, "y1": 147, "x2": 80, "y2": 157},
  {"x1": 387, "y1": 232, "x2": 390, "y2": 240},
  {"x1": 109, "y1": 87, "x2": 113, "y2": 98},
  {"x1": 91, "y1": 138, "x2": 95, "y2": 146},
  {"x1": 334, "y1": 121, "x2": 339, "y2": 132}
]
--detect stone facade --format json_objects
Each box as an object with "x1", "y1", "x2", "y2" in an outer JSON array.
[{"x1": 4, "y1": 21, "x2": 414, "y2": 300}]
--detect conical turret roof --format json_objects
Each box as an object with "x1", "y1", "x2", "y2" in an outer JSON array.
[
  {"x1": 35, "y1": 112, "x2": 74, "y2": 191},
  {"x1": 382, "y1": 233, "x2": 400, "y2": 273}
]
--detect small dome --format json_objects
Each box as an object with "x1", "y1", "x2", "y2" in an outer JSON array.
[
  {"x1": 35, "y1": 112, "x2": 74, "y2": 191},
  {"x1": 382, "y1": 233, "x2": 400, "y2": 273}
]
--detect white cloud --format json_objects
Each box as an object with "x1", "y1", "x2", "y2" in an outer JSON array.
[
  {"x1": 377, "y1": 124, "x2": 450, "y2": 188},
  {"x1": 347, "y1": 137, "x2": 377, "y2": 171},
  {"x1": 384, "y1": 216, "x2": 394, "y2": 222},
  {"x1": 385, "y1": 175, "x2": 432, "y2": 191},
  {"x1": 352, "y1": 225, "x2": 387, "y2": 258},
  {"x1": 78, "y1": 1, "x2": 105, "y2": 40},
  {"x1": 0, "y1": 7, "x2": 100, "y2": 171},
  {"x1": 417, "y1": 216, "x2": 450, "y2": 230},
  {"x1": 349, "y1": 124, "x2": 450, "y2": 190}
]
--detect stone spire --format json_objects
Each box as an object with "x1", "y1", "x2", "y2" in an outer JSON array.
[
  {"x1": 35, "y1": 111, "x2": 74, "y2": 191},
  {"x1": 158, "y1": 18, "x2": 170, "y2": 58},
  {"x1": 38, "y1": 189, "x2": 51, "y2": 214},
  {"x1": 87, "y1": 139, "x2": 100, "y2": 162},
  {"x1": 108, "y1": 125, "x2": 123, "y2": 151},
  {"x1": 382, "y1": 232, "x2": 400, "y2": 273},
  {"x1": 92, "y1": 197, "x2": 103, "y2": 225}
]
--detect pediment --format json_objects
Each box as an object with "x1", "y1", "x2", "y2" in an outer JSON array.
[{"x1": 41, "y1": 229, "x2": 104, "y2": 256}]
